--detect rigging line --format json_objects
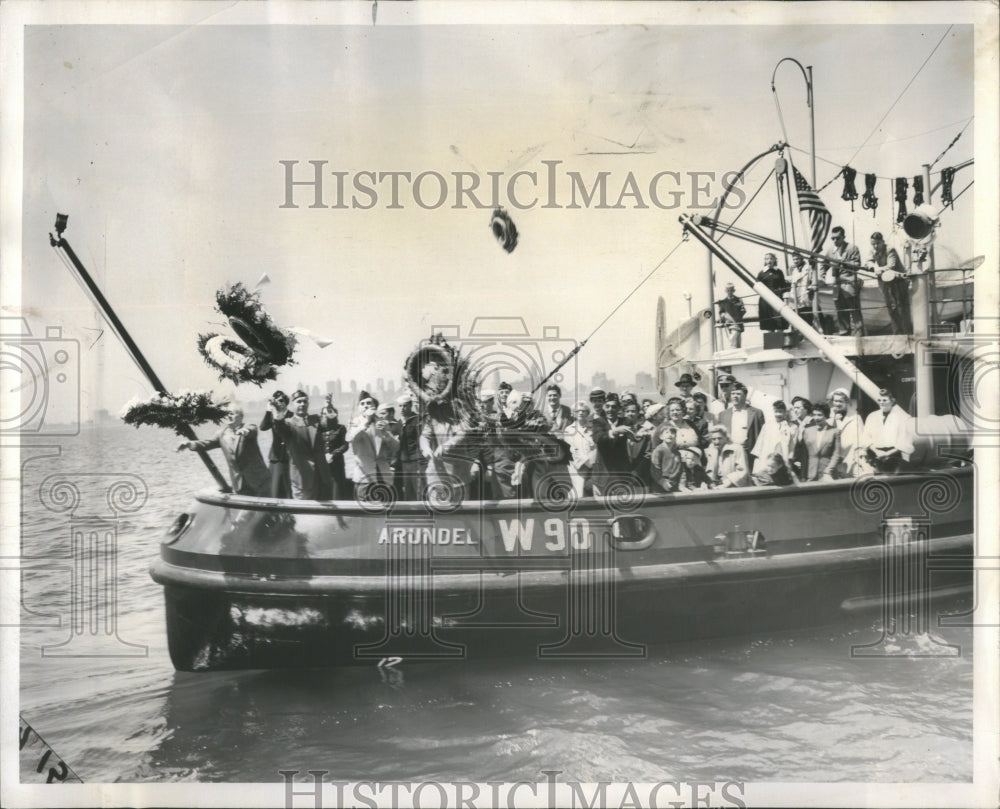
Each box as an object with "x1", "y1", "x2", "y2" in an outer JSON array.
[
  {"x1": 818, "y1": 24, "x2": 955, "y2": 192},
  {"x1": 791, "y1": 142, "x2": 971, "y2": 184},
  {"x1": 530, "y1": 237, "x2": 687, "y2": 394},
  {"x1": 928, "y1": 117, "x2": 974, "y2": 169},
  {"x1": 771, "y1": 85, "x2": 791, "y2": 147},
  {"x1": 716, "y1": 167, "x2": 777, "y2": 238},
  {"x1": 805, "y1": 116, "x2": 974, "y2": 152},
  {"x1": 776, "y1": 171, "x2": 789, "y2": 271},
  {"x1": 583, "y1": 239, "x2": 686, "y2": 344}
]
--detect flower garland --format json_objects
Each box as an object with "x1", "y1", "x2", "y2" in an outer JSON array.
[
  {"x1": 197, "y1": 333, "x2": 277, "y2": 386},
  {"x1": 119, "y1": 390, "x2": 230, "y2": 435},
  {"x1": 197, "y1": 282, "x2": 297, "y2": 385}
]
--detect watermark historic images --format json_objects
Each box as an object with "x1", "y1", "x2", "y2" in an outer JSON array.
[
  {"x1": 279, "y1": 161, "x2": 747, "y2": 212},
  {"x1": 280, "y1": 771, "x2": 747, "y2": 809}
]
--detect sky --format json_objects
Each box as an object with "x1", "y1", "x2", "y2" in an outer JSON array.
[{"x1": 10, "y1": 10, "x2": 985, "y2": 420}]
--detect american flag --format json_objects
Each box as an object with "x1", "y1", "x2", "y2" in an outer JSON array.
[{"x1": 793, "y1": 166, "x2": 832, "y2": 254}]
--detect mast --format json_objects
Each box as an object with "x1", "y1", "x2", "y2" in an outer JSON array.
[
  {"x1": 49, "y1": 215, "x2": 233, "y2": 493},
  {"x1": 680, "y1": 214, "x2": 884, "y2": 402},
  {"x1": 913, "y1": 162, "x2": 936, "y2": 416}
]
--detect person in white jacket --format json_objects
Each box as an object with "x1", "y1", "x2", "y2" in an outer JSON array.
[{"x1": 861, "y1": 389, "x2": 915, "y2": 474}]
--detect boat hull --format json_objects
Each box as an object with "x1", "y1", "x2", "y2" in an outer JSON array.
[{"x1": 151, "y1": 468, "x2": 974, "y2": 671}]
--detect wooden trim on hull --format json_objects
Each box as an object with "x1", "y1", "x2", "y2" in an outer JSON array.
[{"x1": 151, "y1": 533, "x2": 974, "y2": 595}]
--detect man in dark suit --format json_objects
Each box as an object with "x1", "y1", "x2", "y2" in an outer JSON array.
[
  {"x1": 268, "y1": 390, "x2": 334, "y2": 500},
  {"x1": 178, "y1": 407, "x2": 269, "y2": 496},
  {"x1": 717, "y1": 382, "x2": 765, "y2": 467},
  {"x1": 591, "y1": 396, "x2": 634, "y2": 497},
  {"x1": 541, "y1": 384, "x2": 574, "y2": 437},
  {"x1": 259, "y1": 390, "x2": 291, "y2": 498},
  {"x1": 394, "y1": 391, "x2": 424, "y2": 501}
]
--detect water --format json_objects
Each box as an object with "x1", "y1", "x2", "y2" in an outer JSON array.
[{"x1": 18, "y1": 426, "x2": 973, "y2": 784}]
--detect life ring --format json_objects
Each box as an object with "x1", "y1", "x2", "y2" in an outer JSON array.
[{"x1": 490, "y1": 207, "x2": 518, "y2": 253}]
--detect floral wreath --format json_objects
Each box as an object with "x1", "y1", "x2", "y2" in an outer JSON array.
[
  {"x1": 197, "y1": 282, "x2": 297, "y2": 385},
  {"x1": 197, "y1": 333, "x2": 278, "y2": 386},
  {"x1": 120, "y1": 390, "x2": 230, "y2": 435},
  {"x1": 403, "y1": 334, "x2": 482, "y2": 426}
]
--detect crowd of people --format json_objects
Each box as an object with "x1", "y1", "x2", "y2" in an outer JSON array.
[
  {"x1": 179, "y1": 371, "x2": 919, "y2": 504},
  {"x1": 717, "y1": 226, "x2": 914, "y2": 347}
]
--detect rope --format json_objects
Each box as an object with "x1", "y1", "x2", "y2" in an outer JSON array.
[
  {"x1": 894, "y1": 177, "x2": 908, "y2": 224},
  {"x1": 940, "y1": 166, "x2": 956, "y2": 208},
  {"x1": 840, "y1": 166, "x2": 858, "y2": 211},
  {"x1": 862, "y1": 173, "x2": 879, "y2": 216},
  {"x1": 818, "y1": 25, "x2": 954, "y2": 191}
]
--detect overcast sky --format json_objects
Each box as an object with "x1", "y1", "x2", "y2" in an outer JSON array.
[{"x1": 12, "y1": 10, "x2": 983, "y2": 418}]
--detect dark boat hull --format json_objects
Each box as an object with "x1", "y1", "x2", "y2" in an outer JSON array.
[{"x1": 151, "y1": 468, "x2": 975, "y2": 671}]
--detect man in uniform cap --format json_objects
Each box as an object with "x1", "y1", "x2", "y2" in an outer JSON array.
[
  {"x1": 589, "y1": 387, "x2": 607, "y2": 408},
  {"x1": 266, "y1": 390, "x2": 335, "y2": 499},
  {"x1": 346, "y1": 389, "x2": 399, "y2": 500}
]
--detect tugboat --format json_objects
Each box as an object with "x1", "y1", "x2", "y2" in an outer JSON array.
[{"x1": 51, "y1": 93, "x2": 979, "y2": 675}]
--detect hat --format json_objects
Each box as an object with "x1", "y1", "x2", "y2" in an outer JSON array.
[
  {"x1": 396, "y1": 391, "x2": 414, "y2": 405},
  {"x1": 358, "y1": 390, "x2": 379, "y2": 408},
  {"x1": 675, "y1": 373, "x2": 696, "y2": 389},
  {"x1": 717, "y1": 373, "x2": 736, "y2": 385},
  {"x1": 291, "y1": 390, "x2": 309, "y2": 402},
  {"x1": 666, "y1": 396, "x2": 684, "y2": 407},
  {"x1": 498, "y1": 381, "x2": 513, "y2": 392},
  {"x1": 724, "y1": 282, "x2": 736, "y2": 290},
  {"x1": 604, "y1": 392, "x2": 620, "y2": 404},
  {"x1": 589, "y1": 387, "x2": 606, "y2": 400},
  {"x1": 644, "y1": 402, "x2": 666, "y2": 419},
  {"x1": 621, "y1": 391, "x2": 638, "y2": 404},
  {"x1": 376, "y1": 403, "x2": 393, "y2": 415},
  {"x1": 679, "y1": 446, "x2": 703, "y2": 462},
  {"x1": 829, "y1": 387, "x2": 851, "y2": 400}
]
